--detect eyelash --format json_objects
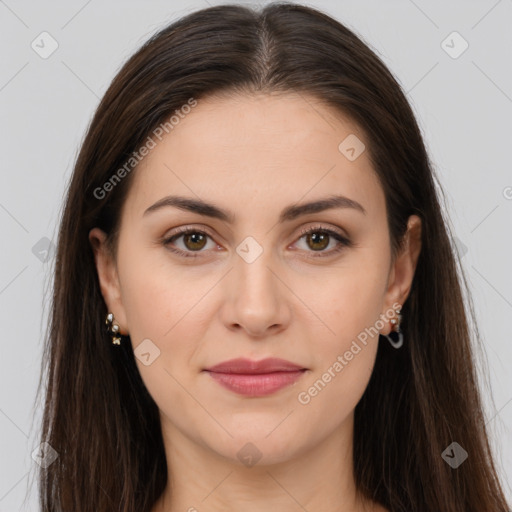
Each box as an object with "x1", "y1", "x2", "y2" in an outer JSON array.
[{"x1": 161, "y1": 224, "x2": 352, "y2": 260}]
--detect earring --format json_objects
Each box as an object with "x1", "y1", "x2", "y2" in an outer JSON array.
[
  {"x1": 383, "y1": 304, "x2": 403, "y2": 349},
  {"x1": 105, "y1": 312, "x2": 122, "y2": 345}
]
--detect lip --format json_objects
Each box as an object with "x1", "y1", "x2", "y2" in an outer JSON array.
[
  {"x1": 205, "y1": 357, "x2": 305, "y2": 374},
  {"x1": 204, "y1": 358, "x2": 307, "y2": 397}
]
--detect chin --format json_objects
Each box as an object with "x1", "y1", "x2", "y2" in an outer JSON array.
[{"x1": 205, "y1": 427, "x2": 310, "y2": 468}]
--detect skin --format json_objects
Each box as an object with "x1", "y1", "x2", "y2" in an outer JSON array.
[{"x1": 89, "y1": 91, "x2": 421, "y2": 512}]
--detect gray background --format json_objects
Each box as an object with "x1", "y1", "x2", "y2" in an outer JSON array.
[{"x1": 1, "y1": 0, "x2": 511, "y2": 508}]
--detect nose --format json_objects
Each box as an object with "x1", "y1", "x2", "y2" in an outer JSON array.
[{"x1": 220, "y1": 249, "x2": 291, "y2": 338}]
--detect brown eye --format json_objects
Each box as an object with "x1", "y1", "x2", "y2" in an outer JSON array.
[
  {"x1": 182, "y1": 232, "x2": 207, "y2": 251},
  {"x1": 294, "y1": 226, "x2": 352, "y2": 258},
  {"x1": 162, "y1": 228, "x2": 216, "y2": 258},
  {"x1": 305, "y1": 232, "x2": 330, "y2": 251}
]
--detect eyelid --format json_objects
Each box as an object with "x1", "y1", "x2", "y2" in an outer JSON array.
[
  {"x1": 295, "y1": 223, "x2": 348, "y2": 241},
  {"x1": 165, "y1": 224, "x2": 216, "y2": 240}
]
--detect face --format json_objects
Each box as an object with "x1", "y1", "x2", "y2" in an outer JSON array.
[{"x1": 90, "y1": 92, "x2": 421, "y2": 467}]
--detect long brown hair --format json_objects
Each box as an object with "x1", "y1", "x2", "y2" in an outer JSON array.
[{"x1": 35, "y1": 3, "x2": 510, "y2": 511}]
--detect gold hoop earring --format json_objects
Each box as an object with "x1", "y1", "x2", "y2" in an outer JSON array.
[{"x1": 105, "y1": 312, "x2": 122, "y2": 345}]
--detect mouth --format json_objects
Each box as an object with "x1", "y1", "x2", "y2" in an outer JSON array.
[{"x1": 203, "y1": 358, "x2": 308, "y2": 397}]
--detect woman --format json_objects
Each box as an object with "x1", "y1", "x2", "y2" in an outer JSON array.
[{"x1": 36, "y1": 3, "x2": 510, "y2": 511}]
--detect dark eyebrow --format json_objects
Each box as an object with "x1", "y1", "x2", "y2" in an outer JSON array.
[{"x1": 143, "y1": 194, "x2": 366, "y2": 222}]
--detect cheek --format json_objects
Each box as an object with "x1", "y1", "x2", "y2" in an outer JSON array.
[
  {"x1": 116, "y1": 243, "x2": 217, "y2": 388},
  {"x1": 293, "y1": 249, "x2": 388, "y2": 412},
  {"x1": 120, "y1": 259, "x2": 206, "y2": 420},
  {"x1": 295, "y1": 280, "x2": 383, "y2": 433},
  {"x1": 116, "y1": 238, "x2": 209, "y2": 341},
  {"x1": 299, "y1": 255, "x2": 388, "y2": 351}
]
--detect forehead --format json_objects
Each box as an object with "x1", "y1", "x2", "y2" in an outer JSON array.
[{"x1": 123, "y1": 92, "x2": 385, "y2": 222}]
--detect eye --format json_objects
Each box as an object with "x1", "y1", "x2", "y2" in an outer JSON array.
[
  {"x1": 162, "y1": 226, "x2": 218, "y2": 258},
  {"x1": 293, "y1": 225, "x2": 352, "y2": 258}
]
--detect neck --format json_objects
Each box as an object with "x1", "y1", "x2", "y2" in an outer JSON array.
[{"x1": 152, "y1": 411, "x2": 384, "y2": 512}]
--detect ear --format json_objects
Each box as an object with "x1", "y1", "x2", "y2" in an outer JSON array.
[
  {"x1": 381, "y1": 215, "x2": 422, "y2": 335},
  {"x1": 88, "y1": 227, "x2": 129, "y2": 335}
]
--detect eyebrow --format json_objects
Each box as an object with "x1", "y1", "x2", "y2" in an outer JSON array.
[{"x1": 143, "y1": 194, "x2": 366, "y2": 222}]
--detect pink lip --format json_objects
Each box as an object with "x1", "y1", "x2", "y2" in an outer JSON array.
[{"x1": 204, "y1": 358, "x2": 307, "y2": 397}]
